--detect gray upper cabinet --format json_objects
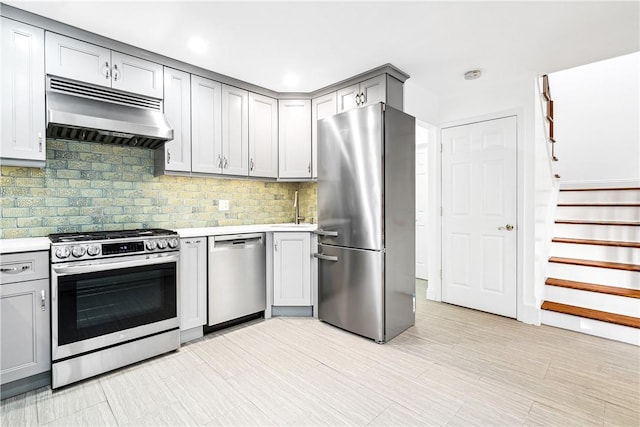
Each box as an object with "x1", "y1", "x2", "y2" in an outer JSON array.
[
  {"x1": 191, "y1": 75, "x2": 222, "y2": 174},
  {"x1": 221, "y1": 84, "x2": 249, "y2": 176},
  {"x1": 156, "y1": 67, "x2": 191, "y2": 174},
  {"x1": 1, "y1": 18, "x2": 46, "y2": 167},
  {"x1": 0, "y1": 251, "x2": 50, "y2": 391},
  {"x1": 248, "y1": 92, "x2": 278, "y2": 178},
  {"x1": 337, "y1": 74, "x2": 386, "y2": 113},
  {"x1": 45, "y1": 32, "x2": 163, "y2": 99},
  {"x1": 311, "y1": 92, "x2": 337, "y2": 179},
  {"x1": 279, "y1": 99, "x2": 312, "y2": 179}
]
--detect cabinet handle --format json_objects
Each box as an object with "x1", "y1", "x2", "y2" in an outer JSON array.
[
  {"x1": 223, "y1": 157, "x2": 228, "y2": 169},
  {"x1": 355, "y1": 94, "x2": 361, "y2": 105},
  {"x1": 274, "y1": 243, "x2": 278, "y2": 252},
  {"x1": 194, "y1": 240, "x2": 201, "y2": 244},
  {"x1": 308, "y1": 162, "x2": 311, "y2": 173},
  {"x1": 250, "y1": 158, "x2": 254, "y2": 171},
  {"x1": 0, "y1": 264, "x2": 30, "y2": 273},
  {"x1": 360, "y1": 92, "x2": 366, "y2": 105},
  {"x1": 38, "y1": 133, "x2": 43, "y2": 152},
  {"x1": 217, "y1": 154, "x2": 222, "y2": 169},
  {"x1": 103, "y1": 62, "x2": 110, "y2": 79},
  {"x1": 167, "y1": 150, "x2": 171, "y2": 164},
  {"x1": 41, "y1": 290, "x2": 46, "y2": 311},
  {"x1": 112, "y1": 64, "x2": 120, "y2": 81}
]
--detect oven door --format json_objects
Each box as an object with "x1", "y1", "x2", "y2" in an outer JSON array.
[{"x1": 51, "y1": 253, "x2": 180, "y2": 361}]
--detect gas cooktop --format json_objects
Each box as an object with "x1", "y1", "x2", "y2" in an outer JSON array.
[{"x1": 49, "y1": 228, "x2": 177, "y2": 243}]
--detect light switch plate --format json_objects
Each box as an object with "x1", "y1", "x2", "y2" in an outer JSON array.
[{"x1": 219, "y1": 200, "x2": 229, "y2": 211}]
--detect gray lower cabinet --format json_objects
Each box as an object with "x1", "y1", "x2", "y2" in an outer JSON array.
[
  {"x1": 179, "y1": 238, "x2": 207, "y2": 343},
  {"x1": 273, "y1": 232, "x2": 311, "y2": 306},
  {"x1": 0, "y1": 251, "x2": 50, "y2": 399}
]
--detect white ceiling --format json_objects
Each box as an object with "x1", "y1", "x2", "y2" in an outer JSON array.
[{"x1": 5, "y1": 1, "x2": 639, "y2": 97}]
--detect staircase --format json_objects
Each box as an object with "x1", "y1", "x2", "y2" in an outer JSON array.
[{"x1": 541, "y1": 187, "x2": 640, "y2": 345}]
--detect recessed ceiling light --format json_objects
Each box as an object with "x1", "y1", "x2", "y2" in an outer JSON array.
[
  {"x1": 464, "y1": 70, "x2": 482, "y2": 80},
  {"x1": 282, "y1": 73, "x2": 300, "y2": 87},
  {"x1": 188, "y1": 37, "x2": 207, "y2": 54}
]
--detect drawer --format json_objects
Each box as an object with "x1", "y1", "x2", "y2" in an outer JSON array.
[{"x1": 0, "y1": 251, "x2": 49, "y2": 284}]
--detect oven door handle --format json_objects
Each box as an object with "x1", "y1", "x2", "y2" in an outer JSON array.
[{"x1": 52, "y1": 254, "x2": 180, "y2": 275}]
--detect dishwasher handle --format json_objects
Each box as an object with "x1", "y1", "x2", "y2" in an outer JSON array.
[{"x1": 213, "y1": 233, "x2": 264, "y2": 248}]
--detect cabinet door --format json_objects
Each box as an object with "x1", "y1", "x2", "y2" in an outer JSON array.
[
  {"x1": 1, "y1": 18, "x2": 45, "y2": 165},
  {"x1": 273, "y1": 232, "x2": 311, "y2": 306},
  {"x1": 278, "y1": 99, "x2": 311, "y2": 179},
  {"x1": 248, "y1": 92, "x2": 278, "y2": 178},
  {"x1": 359, "y1": 74, "x2": 386, "y2": 108},
  {"x1": 111, "y1": 51, "x2": 163, "y2": 98},
  {"x1": 221, "y1": 84, "x2": 249, "y2": 176},
  {"x1": 191, "y1": 76, "x2": 222, "y2": 174},
  {"x1": 1, "y1": 279, "x2": 50, "y2": 384},
  {"x1": 45, "y1": 32, "x2": 111, "y2": 88},
  {"x1": 311, "y1": 92, "x2": 337, "y2": 179},
  {"x1": 179, "y1": 238, "x2": 207, "y2": 330},
  {"x1": 162, "y1": 67, "x2": 191, "y2": 172},
  {"x1": 336, "y1": 83, "x2": 359, "y2": 113}
]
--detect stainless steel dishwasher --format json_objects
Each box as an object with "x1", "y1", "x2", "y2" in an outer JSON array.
[{"x1": 207, "y1": 233, "x2": 266, "y2": 326}]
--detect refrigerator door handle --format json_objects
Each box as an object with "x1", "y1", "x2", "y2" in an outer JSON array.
[
  {"x1": 313, "y1": 253, "x2": 338, "y2": 262},
  {"x1": 313, "y1": 229, "x2": 338, "y2": 237}
]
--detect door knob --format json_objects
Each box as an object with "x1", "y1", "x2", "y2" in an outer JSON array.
[{"x1": 498, "y1": 224, "x2": 514, "y2": 231}]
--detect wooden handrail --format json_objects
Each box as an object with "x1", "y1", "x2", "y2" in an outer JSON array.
[{"x1": 542, "y1": 75, "x2": 559, "y2": 163}]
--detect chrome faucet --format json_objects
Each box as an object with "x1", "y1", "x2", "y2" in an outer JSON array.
[{"x1": 293, "y1": 191, "x2": 305, "y2": 224}]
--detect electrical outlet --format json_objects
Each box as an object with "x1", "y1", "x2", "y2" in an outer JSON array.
[{"x1": 219, "y1": 200, "x2": 229, "y2": 211}]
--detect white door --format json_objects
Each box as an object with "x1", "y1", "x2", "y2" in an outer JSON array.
[
  {"x1": 191, "y1": 76, "x2": 222, "y2": 174},
  {"x1": 441, "y1": 116, "x2": 517, "y2": 318},
  {"x1": 336, "y1": 83, "x2": 359, "y2": 113},
  {"x1": 45, "y1": 32, "x2": 111, "y2": 88},
  {"x1": 359, "y1": 75, "x2": 386, "y2": 108},
  {"x1": 162, "y1": 67, "x2": 191, "y2": 173},
  {"x1": 221, "y1": 84, "x2": 249, "y2": 176},
  {"x1": 278, "y1": 99, "x2": 311, "y2": 179},
  {"x1": 273, "y1": 232, "x2": 311, "y2": 306},
  {"x1": 248, "y1": 92, "x2": 278, "y2": 178},
  {"x1": 1, "y1": 18, "x2": 45, "y2": 164},
  {"x1": 111, "y1": 51, "x2": 163, "y2": 98},
  {"x1": 311, "y1": 92, "x2": 337, "y2": 179},
  {"x1": 415, "y1": 139, "x2": 428, "y2": 280}
]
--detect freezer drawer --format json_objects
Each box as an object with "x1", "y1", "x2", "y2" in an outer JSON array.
[
  {"x1": 316, "y1": 244, "x2": 384, "y2": 342},
  {"x1": 208, "y1": 234, "x2": 266, "y2": 326}
]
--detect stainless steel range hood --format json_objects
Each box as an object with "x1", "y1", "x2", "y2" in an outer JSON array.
[{"x1": 46, "y1": 77, "x2": 173, "y2": 149}]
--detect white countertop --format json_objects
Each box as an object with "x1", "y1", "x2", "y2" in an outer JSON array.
[
  {"x1": 175, "y1": 223, "x2": 317, "y2": 238},
  {"x1": 0, "y1": 237, "x2": 51, "y2": 254},
  {"x1": 0, "y1": 224, "x2": 317, "y2": 253}
]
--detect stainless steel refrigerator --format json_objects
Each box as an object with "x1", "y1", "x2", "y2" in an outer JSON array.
[{"x1": 315, "y1": 102, "x2": 415, "y2": 343}]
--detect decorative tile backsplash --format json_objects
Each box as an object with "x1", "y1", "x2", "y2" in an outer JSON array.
[{"x1": 0, "y1": 140, "x2": 318, "y2": 238}]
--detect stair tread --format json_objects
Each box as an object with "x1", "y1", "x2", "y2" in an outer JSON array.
[
  {"x1": 545, "y1": 278, "x2": 640, "y2": 298},
  {"x1": 560, "y1": 187, "x2": 640, "y2": 192},
  {"x1": 541, "y1": 301, "x2": 640, "y2": 329},
  {"x1": 555, "y1": 220, "x2": 640, "y2": 226},
  {"x1": 552, "y1": 237, "x2": 640, "y2": 248},
  {"x1": 557, "y1": 203, "x2": 640, "y2": 207},
  {"x1": 548, "y1": 257, "x2": 640, "y2": 271}
]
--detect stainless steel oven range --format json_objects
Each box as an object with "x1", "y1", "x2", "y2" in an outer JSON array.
[{"x1": 49, "y1": 229, "x2": 180, "y2": 388}]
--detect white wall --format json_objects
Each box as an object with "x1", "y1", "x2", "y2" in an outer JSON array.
[
  {"x1": 404, "y1": 79, "x2": 439, "y2": 125},
  {"x1": 549, "y1": 52, "x2": 640, "y2": 187}
]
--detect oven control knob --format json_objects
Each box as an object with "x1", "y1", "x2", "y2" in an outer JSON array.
[
  {"x1": 168, "y1": 238, "x2": 179, "y2": 249},
  {"x1": 157, "y1": 239, "x2": 168, "y2": 249},
  {"x1": 87, "y1": 245, "x2": 100, "y2": 256},
  {"x1": 55, "y1": 247, "x2": 71, "y2": 259},
  {"x1": 72, "y1": 246, "x2": 86, "y2": 258},
  {"x1": 145, "y1": 240, "x2": 157, "y2": 251}
]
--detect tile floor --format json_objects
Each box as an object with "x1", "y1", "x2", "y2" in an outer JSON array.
[{"x1": 2, "y1": 280, "x2": 639, "y2": 426}]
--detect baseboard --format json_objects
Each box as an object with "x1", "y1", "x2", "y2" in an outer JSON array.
[
  {"x1": 560, "y1": 179, "x2": 640, "y2": 189},
  {"x1": 1, "y1": 371, "x2": 50, "y2": 400},
  {"x1": 180, "y1": 326, "x2": 203, "y2": 344},
  {"x1": 271, "y1": 306, "x2": 313, "y2": 317}
]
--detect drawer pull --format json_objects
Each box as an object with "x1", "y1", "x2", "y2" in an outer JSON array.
[
  {"x1": 41, "y1": 290, "x2": 46, "y2": 311},
  {"x1": 0, "y1": 265, "x2": 30, "y2": 273}
]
